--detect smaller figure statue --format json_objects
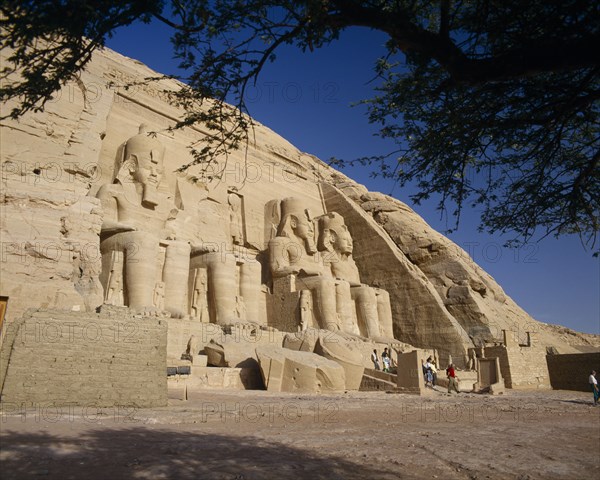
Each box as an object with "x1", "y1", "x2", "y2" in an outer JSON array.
[
  {"x1": 191, "y1": 269, "x2": 210, "y2": 322},
  {"x1": 105, "y1": 263, "x2": 124, "y2": 306},
  {"x1": 183, "y1": 334, "x2": 201, "y2": 362},
  {"x1": 229, "y1": 192, "x2": 244, "y2": 245},
  {"x1": 467, "y1": 348, "x2": 478, "y2": 371},
  {"x1": 299, "y1": 289, "x2": 313, "y2": 331},
  {"x1": 153, "y1": 281, "x2": 165, "y2": 312},
  {"x1": 235, "y1": 295, "x2": 247, "y2": 322}
]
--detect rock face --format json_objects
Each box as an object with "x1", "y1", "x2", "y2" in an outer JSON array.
[{"x1": 1, "y1": 43, "x2": 596, "y2": 397}]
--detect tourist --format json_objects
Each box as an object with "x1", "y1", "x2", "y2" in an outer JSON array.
[
  {"x1": 426, "y1": 356, "x2": 438, "y2": 387},
  {"x1": 382, "y1": 348, "x2": 391, "y2": 372},
  {"x1": 446, "y1": 363, "x2": 460, "y2": 393},
  {"x1": 589, "y1": 370, "x2": 599, "y2": 405},
  {"x1": 423, "y1": 357, "x2": 433, "y2": 387},
  {"x1": 371, "y1": 349, "x2": 381, "y2": 370}
]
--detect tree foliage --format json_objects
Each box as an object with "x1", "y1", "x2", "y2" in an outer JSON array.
[{"x1": 1, "y1": 1, "x2": 599, "y2": 247}]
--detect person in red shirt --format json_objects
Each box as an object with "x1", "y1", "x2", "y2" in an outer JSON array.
[{"x1": 446, "y1": 363, "x2": 460, "y2": 393}]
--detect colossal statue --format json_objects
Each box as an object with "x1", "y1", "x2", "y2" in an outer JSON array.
[
  {"x1": 96, "y1": 124, "x2": 190, "y2": 316},
  {"x1": 268, "y1": 197, "x2": 340, "y2": 330},
  {"x1": 318, "y1": 212, "x2": 394, "y2": 339}
]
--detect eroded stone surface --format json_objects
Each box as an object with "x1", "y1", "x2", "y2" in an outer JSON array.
[
  {"x1": 256, "y1": 345, "x2": 345, "y2": 393},
  {"x1": 283, "y1": 328, "x2": 365, "y2": 390},
  {"x1": 1, "y1": 45, "x2": 597, "y2": 403}
]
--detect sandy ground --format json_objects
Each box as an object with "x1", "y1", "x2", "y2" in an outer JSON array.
[{"x1": 1, "y1": 387, "x2": 599, "y2": 480}]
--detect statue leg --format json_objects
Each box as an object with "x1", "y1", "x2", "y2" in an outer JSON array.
[
  {"x1": 335, "y1": 280, "x2": 359, "y2": 335},
  {"x1": 298, "y1": 276, "x2": 339, "y2": 331},
  {"x1": 351, "y1": 286, "x2": 380, "y2": 338},
  {"x1": 375, "y1": 288, "x2": 394, "y2": 338},
  {"x1": 205, "y1": 252, "x2": 237, "y2": 325},
  {"x1": 122, "y1": 231, "x2": 160, "y2": 311},
  {"x1": 240, "y1": 259, "x2": 263, "y2": 325},
  {"x1": 163, "y1": 240, "x2": 191, "y2": 318}
]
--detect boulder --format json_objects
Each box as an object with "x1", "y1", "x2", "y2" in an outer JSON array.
[
  {"x1": 204, "y1": 339, "x2": 259, "y2": 369},
  {"x1": 284, "y1": 329, "x2": 365, "y2": 390},
  {"x1": 315, "y1": 335, "x2": 364, "y2": 391},
  {"x1": 256, "y1": 345, "x2": 345, "y2": 393}
]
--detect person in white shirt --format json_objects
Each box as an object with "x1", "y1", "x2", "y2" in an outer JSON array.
[
  {"x1": 371, "y1": 349, "x2": 381, "y2": 371},
  {"x1": 589, "y1": 370, "x2": 599, "y2": 405}
]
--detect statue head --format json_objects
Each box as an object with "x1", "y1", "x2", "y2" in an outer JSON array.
[
  {"x1": 119, "y1": 124, "x2": 166, "y2": 206},
  {"x1": 277, "y1": 197, "x2": 316, "y2": 254},
  {"x1": 318, "y1": 212, "x2": 353, "y2": 255}
]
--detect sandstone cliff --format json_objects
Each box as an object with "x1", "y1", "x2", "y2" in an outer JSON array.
[{"x1": 1, "y1": 45, "x2": 596, "y2": 368}]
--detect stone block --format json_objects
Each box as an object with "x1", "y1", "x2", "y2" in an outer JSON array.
[
  {"x1": 256, "y1": 345, "x2": 345, "y2": 393},
  {"x1": 204, "y1": 339, "x2": 259, "y2": 369},
  {"x1": 396, "y1": 350, "x2": 426, "y2": 395},
  {"x1": 283, "y1": 329, "x2": 365, "y2": 390}
]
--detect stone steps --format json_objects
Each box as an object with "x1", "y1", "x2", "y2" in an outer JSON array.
[
  {"x1": 359, "y1": 373, "x2": 398, "y2": 392},
  {"x1": 364, "y1": 367, "x2": 398, "y2": 383}
]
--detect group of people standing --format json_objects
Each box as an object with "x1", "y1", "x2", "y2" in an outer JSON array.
[
  {"x1": 422, "y1": 357, "x2": 461, "y2": 393},
  {"x1": 370, "y1": 350, "x2": 461, "y2": 394},
  {"x1": 371, "y1": 348, "x2": 393, "y2": 372},
  {"x1": 422, "y1": 357, "x2": 437, "y2": 388},
  {"x1": 369, "y1": 351, "x2": 599, "y2": 402}
]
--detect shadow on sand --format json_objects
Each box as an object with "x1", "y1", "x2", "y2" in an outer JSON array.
[{"x1": 1, "y1": 426, "x2": 399, "y2": 480}]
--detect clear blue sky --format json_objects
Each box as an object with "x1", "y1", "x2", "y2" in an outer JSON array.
[{"x1": 105, "y1": 20, "x2": 599, "y2": 335}]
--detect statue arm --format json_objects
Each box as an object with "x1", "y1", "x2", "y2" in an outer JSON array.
[
  {"x1": 96, "y1": 184, "x2": 137, "y2": 233},
  {"x1": 347, "y1": 258, "x2": 362, "y2": 285},
  {"x1": 297, "y1": 265, "x2": 323, "y2": 277},
  {"x1": 269, "y1": 238, "x2": 299, "y2": 277}
]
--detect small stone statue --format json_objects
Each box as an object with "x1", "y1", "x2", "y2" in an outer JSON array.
[
  {"x1": 153, "y1": 281, "x2": 165, "y2": 311},
  {"x1": 228, "y1": 193, "x2": 244, "y2": 245}
]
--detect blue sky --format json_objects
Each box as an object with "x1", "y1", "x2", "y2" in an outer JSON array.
[{"x1": 105, "y1": 20, "x2": 599, "y2": 335}]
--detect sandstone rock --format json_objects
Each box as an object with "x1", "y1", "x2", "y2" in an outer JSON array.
[
  {"x1": 256, "y1": 345, "x2": 345, "y2": 393},
  {"x1": 204, "y1": 339, "x2": 260, "y2": 369},
  {"x1": 283, "y1": 328, "x2": 365, "y2": 390},
  {"x1": 1, "y1": 43, "x2": 596, "y2": 402},
  {"x1": 283, "y1": 330, "x2": 319, "y2": 352},
  {"x1": 314, "y1": 335, "x2": 364, "y2": 391}
]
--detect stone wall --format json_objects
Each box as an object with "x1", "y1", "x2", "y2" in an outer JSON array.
[
  {"x1": 546, "y1": 352, "x2": 600, "y2": 392},
  {"x1": 484, "y1": 332, "x2": 550, "y2": 389},
  {"x1": 396, "y1": 350, "x2": 426, "y2": 394},
  {"x1": 0, "y1": 308, "x2": 167, "y2": 407}
]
